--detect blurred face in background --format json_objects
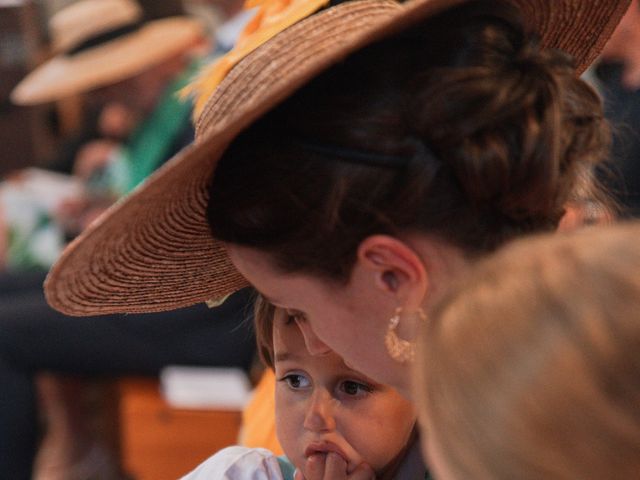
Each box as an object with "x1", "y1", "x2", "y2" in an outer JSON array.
[
  {"x1": 600, "y1": 0, "x2": 640, "y2": 89},
  {"x1": 92, "y1": 52, "x2": 189, "y2": 117}
]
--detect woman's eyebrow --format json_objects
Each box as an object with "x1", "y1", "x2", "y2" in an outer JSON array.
[{"x1": 261, "y1": 293, "x2": 283, "y2": 307}]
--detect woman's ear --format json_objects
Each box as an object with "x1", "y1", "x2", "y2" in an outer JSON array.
[{"x1": 356, "y1": 235, "x2": 428, "y2": 306}]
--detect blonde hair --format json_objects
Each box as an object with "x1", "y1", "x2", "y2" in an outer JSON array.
[
  {"x1": 416, "y1": 222, "x2": 640, "y2": 479},
  {"x1": 253, "y1": 294, "x2": 277, "y2": 369}
]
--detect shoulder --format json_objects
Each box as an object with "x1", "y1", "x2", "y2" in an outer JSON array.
[{"x1": 180, "y1": 446, "x2": 285, "y2": 480}]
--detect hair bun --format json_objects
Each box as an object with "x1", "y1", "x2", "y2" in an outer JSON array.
[{"x1": 410, "y1": 34, "x2": 605, "y2": 226}]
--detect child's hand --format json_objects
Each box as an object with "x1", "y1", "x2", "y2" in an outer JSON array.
[{"x1": 294, "y1": 452, "x2": 375, "y2": 480}]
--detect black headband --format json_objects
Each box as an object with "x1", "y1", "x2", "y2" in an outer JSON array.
[
  {"x1": 66, "y1": 20, "x2": 143, "y2": 56},
  {"x1": 295, "y1": 137, "x2": 436, "y2": 169}
]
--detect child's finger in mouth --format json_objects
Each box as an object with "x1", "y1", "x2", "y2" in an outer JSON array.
[{"x1": 324, "y1": 452, "x2": 349, "y2": 477}]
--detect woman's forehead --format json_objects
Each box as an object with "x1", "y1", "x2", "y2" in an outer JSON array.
[
  {"x1": 228, "y1": 243, "x2": 336, "y2": 308},
  {"x1": 226, "y1": 245, "x2": 292, "y2": 298}
]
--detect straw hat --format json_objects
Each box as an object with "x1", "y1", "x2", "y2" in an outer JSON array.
[
  {"x1": 44, "y1": 0, "x2": 631, "y2": 316},
  {"x1": 11, "y1": 0, "x2": 204, "y2": 105}
]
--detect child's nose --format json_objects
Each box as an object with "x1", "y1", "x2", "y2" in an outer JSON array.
[
  {"x1": 303, "y1": 390, "x2": 336, "y2": 432},
  {"x1": 296, "y1": 320, "x2": 332, "y2": 356}
]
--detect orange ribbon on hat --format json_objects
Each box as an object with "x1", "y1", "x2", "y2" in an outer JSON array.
[{"x1": 185, "y1": 0, "x2": 330, "y2": 118}]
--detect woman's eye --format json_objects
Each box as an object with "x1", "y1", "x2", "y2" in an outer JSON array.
[
  {"x1": 340, "y1": 380, "x2": 372, "y2": 397},
  {"x1": 283, "y1": 374, "x2": 311, "y2": 389},
  {"x1": 286, "y1": 310, "x2": 307, "y2": 323}
]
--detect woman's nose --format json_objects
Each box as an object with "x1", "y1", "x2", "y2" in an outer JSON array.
[
  {"x1": 296, "y1": 319, "x2": 332, "y2": 356},
  {"x1": 303, "y1": 390, "x2": 336, "y2": 432}
]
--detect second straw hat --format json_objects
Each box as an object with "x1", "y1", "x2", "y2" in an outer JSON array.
[
  {"x1": 11, "y1": 0, "x2": 204, "y2": 105},
  {"x1": 44, "y1": 0, "x2": 631, "y2": 316}
]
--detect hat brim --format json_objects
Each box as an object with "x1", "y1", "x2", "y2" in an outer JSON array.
[
  {"x1": 11, "y1": 17, "x2": 204, "y2": 105},
  {"x1": 45, "y1": 0, "x2": 631, "y2": 316}
]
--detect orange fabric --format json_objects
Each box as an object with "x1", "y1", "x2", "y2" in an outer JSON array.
[
  {"x1": 239, "y1": 369, "x2": 283, "y2": 455},
  {"x1": 184, "y1": 0, "x2": 329, "y2": 117}
]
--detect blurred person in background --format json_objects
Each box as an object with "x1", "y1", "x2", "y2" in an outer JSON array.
[
  {"x1": 0, "y1": 1, "x2": 255, "y2": 479},
  {"x1": 6, "y1": 0, "x2": 208, "y2": 267},
  {"x1": 587, "y1": 0, "x2": 640, "y2": 217}
]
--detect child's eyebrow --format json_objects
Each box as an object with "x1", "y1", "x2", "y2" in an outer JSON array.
[{"x1": 274, "y1": 351, "x2": 295, "y2": 363}]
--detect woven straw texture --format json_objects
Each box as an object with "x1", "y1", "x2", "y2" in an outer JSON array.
[{"x1": 45, "y1": 0, "x2": 631, "y2": 315}]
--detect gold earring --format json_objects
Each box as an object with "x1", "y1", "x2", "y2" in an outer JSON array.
[{"x1": 385, "y1": 306, "x2": 427, "y2": 363}]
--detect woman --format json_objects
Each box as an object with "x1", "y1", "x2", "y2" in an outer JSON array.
[{"x1": 45, "y1": 0, "x2": 627, "y2": 399}]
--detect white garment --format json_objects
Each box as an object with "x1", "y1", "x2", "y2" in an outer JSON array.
[{"x1": 180, "y1": 446, "x2": 285, "y2": 480}]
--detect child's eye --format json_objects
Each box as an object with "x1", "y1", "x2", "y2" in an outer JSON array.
[
  {"x1": 282, "y1": 373, "x2": 311, "y2": 389},
  {"x1": 340, "y1": 380, "x2": 373, "y2": 397}
]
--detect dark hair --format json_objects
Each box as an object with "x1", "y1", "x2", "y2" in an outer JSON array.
[{"x1": 207, "y1": 0, "x2": 610, "y2": 281}]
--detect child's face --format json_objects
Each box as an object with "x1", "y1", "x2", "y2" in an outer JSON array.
[{"x1": 273, "y1": 312, "x2": 416, "y2": 477}]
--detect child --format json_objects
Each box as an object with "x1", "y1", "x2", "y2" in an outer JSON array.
[
  {"x1": 415, "y1": 222, "x2": 640, "y2": 480},
  {"x1": 183, "y1": 297, "x2": 422, "y2": 479}
]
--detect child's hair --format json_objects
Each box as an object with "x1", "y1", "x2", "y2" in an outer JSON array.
[
  {"x1": 254, "y1": 294, "x2": 277, "y2": 369},
  {"x1": 207, "y1": 0, "x2": 611, "y2": 282},
  {"x1": 416, "y1": 222, "x2": 640, "y2": 479}
]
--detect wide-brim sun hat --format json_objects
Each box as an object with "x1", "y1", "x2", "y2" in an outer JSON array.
[
  {"x1": 44, "y1": 0, "x2": 631, "y2": 316},
  {"x1": 11, "y1": 0, "x2": 204, "y2": 105}
]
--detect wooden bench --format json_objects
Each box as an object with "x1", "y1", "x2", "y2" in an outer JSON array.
[{"x1": 118, "y1": 378, "x2": 242, "y2": 480}]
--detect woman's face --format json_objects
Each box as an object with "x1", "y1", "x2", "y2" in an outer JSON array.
[
  {"x1": 227, "y1": 244, "x2": 411, "y2": 395},
  {"x1": 272, "y1": 311, "x2": 416, "y2": 477}
]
